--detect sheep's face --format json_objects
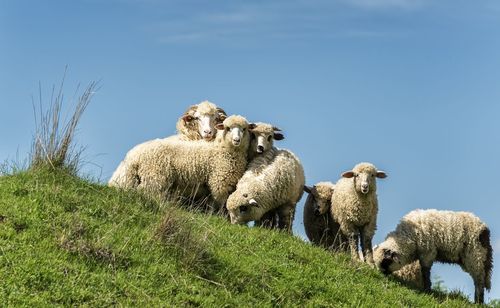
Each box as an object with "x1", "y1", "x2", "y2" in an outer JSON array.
[
  {"x1": 373, "y1": 242, "x2": 405, "y2": 275},
  {"x1": 226, "y1": 191, "x2": 262, "y2": 225},
  {"x1": 305, "y1": 183, "x2": 334, "y2": 215},
  {"x1": 249, "y1": 123, "x2": 284, "y2": 154},
  {"x1": 215, "y1": 116, "x2": 251, "y2": 147},
  {"x1": 342, "y1": 163, "x2": 387, "y2": 195},
  {"x1": 182, "y1": 101, "x2": 226, "y2": 141}
]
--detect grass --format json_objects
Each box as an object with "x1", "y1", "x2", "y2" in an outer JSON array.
[
  {"x1": 1, "y1": 73, "x2": 489, "y2": 306},
  {"x1": 0, "y1": 167, "x2": 482, "y2": 307}
]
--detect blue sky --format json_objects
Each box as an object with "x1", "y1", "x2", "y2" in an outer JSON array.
[{"x1": 2, "y1": 0, "x2": 500, "y2": 302}]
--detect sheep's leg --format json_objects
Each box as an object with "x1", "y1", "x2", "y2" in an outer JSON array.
[
  {"x1": 277, "y1": 203, "x2": 295, "y2": 233},
  {"x1": 360, "y1": 226, "x2": 374, "y2": 264},
  {"x1": 473, "y1": 275, "x2": 485, "y2": 304},
  {"x1": 207, "y1": 180, "x2": 231, "y2": 214},
  {"x1": 419, "y1": 261, "x2": 432, "y2": 292},
  {"x1": 256, "y1": 211, "x2": 277, "y2": 229},
  {"x1": 348, "y1": 234, "x2": 360, "y2": 261}
]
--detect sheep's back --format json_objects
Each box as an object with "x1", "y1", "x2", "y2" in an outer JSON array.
[
  {"x1": 243, "y1": 148, "x2": 304, "y2": 207},
  {"x1": 399, "y1": 209, "x2": 487, "y2": 258}
]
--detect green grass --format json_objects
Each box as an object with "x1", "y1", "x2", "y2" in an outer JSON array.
[{"x1": 0, "y1": 168, "x2": 479, "y2": 307}]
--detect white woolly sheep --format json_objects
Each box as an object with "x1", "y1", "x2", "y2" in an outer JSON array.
[
  {"x1": 374, "y1": 245, "x2": 424, "y2": 290},
  {"x1": 373, "y1": 209, "x2": 493, "y2": 304},
  {"x1": 110, "y1": 115, "x2": 253, "y2": 211},
  {"x1": 303, "y1": 182, "x2": 348, "y2": 251},
  {"x1": 330, "y1": 162, "x2": 387, "y2": 264},
  {"x1": 109, "y1": 101, "x2": 225, "y2": 188},
  {"x1": 226, "y1": 123, "x2": 305, "y2": 233},
  {"x1": 246, "y1": 123, "x2": 285, "y2": 228},
  {"x1": 176, "y1": 100, "x2": 226, "y2": 141}
]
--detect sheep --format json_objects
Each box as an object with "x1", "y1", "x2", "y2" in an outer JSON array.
[
  {"x1": 374, "y1": 245, "x2": 424, "y2": 290},
  {"x1": 175, "y1": 100, "x2": 226, "y2": 141},
  {"x1": 247, "y1": 122, "x2": 283, "y2": 161},
  {"x1": 226, "y1": 123, "x2": 305, "y2": 233},
  {"x1": 330, "y1": 162, "x2": 387, "y2": 264},
  {"x1": 108, "y1": 101, "x2": 225, "y2": 188},
  {"x1": 110, "y1": 115, "x2": 253, "y2": 211},
  {"x1": 246, "y1": 122, "x2": 284, "y2": 228},
  {"x1": 303, "y1": 182, "x2": 348, "y2": 251},
  {"x1": 373, "y1": 209, "x2": 493, "y2": 304}
]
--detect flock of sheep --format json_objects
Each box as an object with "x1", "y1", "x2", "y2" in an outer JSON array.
[{"x1": 108, "y1": 101, "x2": 493, "y2": 304}]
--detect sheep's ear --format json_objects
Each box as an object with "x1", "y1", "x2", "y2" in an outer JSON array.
[
  {"x1": 376, "y1": 171, "x2": 387, "y2": 179},
  {"x1": 342, "y1": 171, "x2": 355, "y2": 178},
  {"x1": 304, "y1": 185, "x2": 313, "y2": 193},
  {"x1": 274, "y1": 133, "x2": 285, "y2": 141},
  {"x1": 215, "y1": 123, "x2": 225, "y2": 130},
  {"x1": 272, "y1": 126, "x2": 282, "y2": 132},
  {"x1": 249, "y1": 199, "x2": 258, "y2": 207},
  {"x1": 248, "y1": 123, "x2": 257, "y2": 130},
  {"x1": 182, "y1": 115, "x2": 194, "y2": 122}
]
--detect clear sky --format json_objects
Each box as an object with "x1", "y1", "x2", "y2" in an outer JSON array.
[{"x1": 2, "y1": 0, "x2": 500, "y2": 302}]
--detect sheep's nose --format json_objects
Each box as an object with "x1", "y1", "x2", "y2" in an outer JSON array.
[
  {"x1": 361, "y1": 184, "x2": 369, "y2": 194},
  {"x1": 257, "y1": 145, "x2": 264, "y2": 153},
  {"x1": 233, "y1": 137, "x2": 241, "y2": 142},
  {"x1": 204, "y1": 130, "x2": 212, "y2": 135}
]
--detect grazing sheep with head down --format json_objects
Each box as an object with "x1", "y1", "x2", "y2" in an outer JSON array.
[
  {"x1": 176, "y1": 100, "x2": 226, "y2": 141},
  {"x1": 226, "y1": 123, "x2": 305, "y2": 233},
  {"x1": 373, "y1": 209, "x2": 493, "y2": 304},
  {"x1": 303, "y1": 182, "x2": 348, "y2": 250},
  {"x1": 331, "y1": 162, "x2": 387, "y2": 264},
  {"x1": 110, "y1": 115, "x2": 253, "y2": 211},
  {"x1": 374, "y1": 245, "x2": 424, "y2": 290}
]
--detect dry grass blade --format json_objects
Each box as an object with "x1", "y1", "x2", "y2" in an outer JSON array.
[{"x1": 30, "y1": 71, "x2": 99, "y2": 174}]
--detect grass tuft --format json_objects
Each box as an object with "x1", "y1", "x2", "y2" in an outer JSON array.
[
  {"x1": 30, "y1": 69, "x2": 98, "y2": 175},
  {"x1": 156, "y1": 208, "x2": 212, "y2": 274}
]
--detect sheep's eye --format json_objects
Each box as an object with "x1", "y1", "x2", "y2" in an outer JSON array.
[
  {"x1": 242, "y1": 128, "x2": 246, "y2": 132},
  {"x1": 243, "y1": 193, "x2": 248, "y2": 198},
  {"x1": 240, "y1": 205, "x2": 249, "y2": 213},
  {"x1": 267, "y1": 135, "x2": 272, "y2": 141},
  {"x1": 226, "y1": 127, "x2": 230, "y2": 132}
]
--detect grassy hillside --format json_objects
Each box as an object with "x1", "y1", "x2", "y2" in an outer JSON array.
[{"x1": 0, "y1": 168, "x2": 478, "y2": 306}]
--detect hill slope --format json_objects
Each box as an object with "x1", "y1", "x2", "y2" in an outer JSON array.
[{"x1": 0, "y1": 169, "x2": 474, "y2": 306}]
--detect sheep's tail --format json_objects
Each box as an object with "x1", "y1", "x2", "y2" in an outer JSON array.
[{"x1": 479, "y1": 227, "x2": 492, "y2": 290}]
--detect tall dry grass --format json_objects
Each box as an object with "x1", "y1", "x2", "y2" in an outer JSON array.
[{"x1": 30, "y1": 72, "x2": 99, "y2": 174}]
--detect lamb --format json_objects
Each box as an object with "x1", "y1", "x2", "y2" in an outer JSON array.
[
  {"x1": 303, "y1": 182, "x2": 348, "y2": 251},
  {"x1": 330, "y1": 162, "x2": 387, "y2": 264},
  {"x1": 373, "y1": 209, "x2": 493, "y2": 304},
  {"x1": 247, "y1": 122, "x2": 283, "y2": 161},
  {"x1": 226, "y1": 123, "x2": 305, "y2": 233},
  {"x1": 374, "y1": 245, "x2": 424, "y2": 290},
  {"x1": 246, "y1": 123, "x2": 284, "y2": 228},
  {"x1": 108, "y1": 100, "x2": 225, "y2": 188},
  {"x1": 110, "y1": 115, "x2": 253, "y2": 211},
  {"x1": 175, "y1": 100, "x2": 227, "y2": 141}
]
